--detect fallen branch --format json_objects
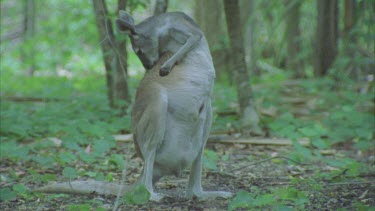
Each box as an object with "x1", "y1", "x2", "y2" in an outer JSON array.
[
  {"x1": 1, "y1": 96, "x2": 63, "y2": 102},
  {"x1": 34, "y1": 180, "x2": 129, "y2": 196},
  {"x1": 231, "y1": 155, "x2": 311, "y2": 172},
  {"x1": 113, "y1": 134, "x2": 133, "y2": 142},
  {"x1": 327, "y1": 181, "x2": 375, "y2": 186},
  {"x1": 209, "y1": 137, "x2": 309, "y2": 146},
  {"x1": 113, "y1": 134, "x2": 310, "y2": 146}
]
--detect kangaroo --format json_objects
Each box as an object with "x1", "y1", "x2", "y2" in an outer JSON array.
[
  {"x1": 116, "y1": 11, "x2": 203, "y2": 76},
  {"x1": 117, "y1": 12, "x2": 232, "y2": 201}
]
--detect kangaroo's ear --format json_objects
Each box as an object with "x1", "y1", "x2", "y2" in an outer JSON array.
[{"x1": 116, "y1": 10, "x2": 138, "y2": 35}]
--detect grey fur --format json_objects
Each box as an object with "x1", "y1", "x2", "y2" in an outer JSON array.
[
  {"x1": 127, "y1": 13, "x2": 232, "y2": 201},
  {"x1": 116, "y1": 11, "x2": 203, "y2": 76}
]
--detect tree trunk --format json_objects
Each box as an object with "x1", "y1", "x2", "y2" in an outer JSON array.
[
  {"x1": 285, "y1": 0, "x2": 302, "y2": 77},
  {"x1": 240, "y1": 0, "x2": 258, "y2": 76},
  {"x1": 194, "y1": 0, "x2": 230, "y2": 80},
  {"x1": 117, "y1": 0, "x2": 127, "y2": 75},
  {"x1": 344, "y1": 0, "x2": 356, "y2": 36},
  {"x1": 314, "y1": 0, "x2": 338, "y2": 77},
  {"x1": 114, "y1": 0, "x2": 130, "y2": 108},
  {"x1": 343, "y1": 0, "x2": 360, "y2": 79},
  {"x1": 92, "y1": 0, "x2": 130, "y2": 109},
  {"x1": 24, "y1": 0, "x2": 36, "y2": 76},
  {"x1": 153, "y1": 0, "x2": 168, "y2": 15},
  {"x1": 223, "y1": 0, "x2": 262, "y2": 136}
]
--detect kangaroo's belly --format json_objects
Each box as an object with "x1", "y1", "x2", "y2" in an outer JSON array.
[
  {"x1": 153, "y1": 74, "x2": 213, "y2": 177},
  {"x1": 142, "y1": 45, "x2": 215, "y2": 178},
  {"x1": 154, "y1": 110, "x2": 205, "y2": 177}
]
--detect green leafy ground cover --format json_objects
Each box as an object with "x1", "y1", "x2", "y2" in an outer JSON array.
[{"x1": 0, "y1": 71, "x2": 374, "y2": 210}]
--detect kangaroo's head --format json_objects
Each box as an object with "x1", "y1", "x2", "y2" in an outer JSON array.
[{"x1": 116, "y1": 11, "x2": 159, "y2": 70}]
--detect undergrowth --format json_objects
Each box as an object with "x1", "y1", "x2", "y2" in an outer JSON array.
[{"x1": 0, "y1": 71, "x2": 374, "y2": 209}]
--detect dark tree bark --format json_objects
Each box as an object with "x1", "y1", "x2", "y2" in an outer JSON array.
[
  {"x1": 153, "y1": 0, "x2": 168, "y2": 15},
  {"x1": 223, "y1": 0, "x2": 262, "y2": 136},
  {"x1": 92, "y1": 0, "x2": 130, "y2": 108},
  {"x1": 285, "y1": 0, "x2": 302, "y2": 77},
  {"x1": 24, "y1": 0, "x2": 36, "y2": 76},
  {"x1": 194, "y1": 0, "x2": 230, "y2": 80},
  {"x1": 343, "y1": 0, "x2": 360, "y2": 78},
  {"x1": 116, "y1": 0, "x2": 128, "y2": 64},
  {"x1": 117, "y1": 0, "x2": 127, "y2": 74},
  {"x1": 240, "y1": 0, "x2": 258, "y2": 76},
  {"x1": 344, "y1": 0, "x2": 356, "y2": 36},
  {"x1": 314, "y1": 0, "x2": 338, "y2": 77},
  {"x1": 114, "y1": 0, "x2": 130, "y2": 107}
]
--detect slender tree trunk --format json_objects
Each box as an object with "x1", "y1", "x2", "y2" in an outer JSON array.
[
  {"x1": 223, "y1": 0, "x2": 262, "y2": 136},
  {"x1": 114, "y1": 0, "x2": 130, "y2": 108},
  {"x1": 314, "y1": 0, "x2": 338, "y2": 77},
  {"x1": 153, "y1": 0, "x2": 168, "y2": 15},
  {"x1": 194, "y1": 0, "x2": 230, "y2": 80},
  {"x1": 117, "y1": 0, "x2": 127, "y2": 72},
  {"x1": 344, "y1": 0, "x2": 356, "y2": 36},
  {"x1": 24, "y1": 0, "x2": 36, "y2": 76},
  {"x1": 240, "y1": 0, "x2": 258, "y2": 76},
  {"x1": 92, "y1": 0, "x2": 130, "y2": 108},
  {"x1": 285, "y1": 0, "x2": 302, "y2": 77},
  {"x1": 343, "y1": 0, "x2": 360, "y2": 79}
]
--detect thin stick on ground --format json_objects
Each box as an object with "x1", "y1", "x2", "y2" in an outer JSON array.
[
  {"x1": 113, "y1": 163, "x2": 128, "y2": 211},
  {"x1": 231, "y1": 155, "x2": 311, "y2": 172}
]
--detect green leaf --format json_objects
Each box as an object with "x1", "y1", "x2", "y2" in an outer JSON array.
[
  {"x1": 273, "y1": 187, "x2": 308, "y2": 207},
  {"x1": 354, "y1": 139, "x2": 373, "y2": 151},
  {"x1": 59, "y1": 151, "x2": 77, "y2": 164},
  {"x1": 84, "y1": 171, "x2": 97, "y2": 178},
  {"x1": 62, "y1": 167, "x2": 77, "y2": 179},
  {"x1": 275, "y1": 187, "x2": 296, "y2": 200},
  {"x1": 106, "y1": 173, "x2": 113, "y2": 182},
  {"x1": 311, "y1": 138, "x2": 329, "y2": 149},
  {"x1": 204, "y1": 150, "x2": 218, "y2": 170},
  {"x1": 109, "y1": 154, "x2": 126, "y2": 170},
  {"x1": 298, "y1": 124, "x2": 327, "y2": 138},
  {"x1": 31, "y1": 155, "x2": 56, "y2": 167},
  {"x1": 40, "y1": 174, "x2": 57, "y2": 183},
  {"x1": 353, "y1": 201, "x2": 372, "y2": 211},
  {"x1": 0, "y1": 187, "x2": 17, "y2": 201},
  {"x1": 0, "y1": 141, "x2": 30, "y2": 161},
  {"x1": 92, "y1": 138, "x2": 115, "y2": 155},
  {"x1": 79, "y1": 151, "x2": 96, "y2": 163},
  {"x1": 123, "y1": 184, "x2": 150, "y2": 205},
  {"x1": 12, "y1": 184, "x2": 29, "y2": 194},
  {"x1": 203, "y1": 158, "x2": 218, "y2": 170},
  {"x1": 290, "y1": 142, "x2": 314, "y2": 162},
  {"x1": 346, "y1": 161, "x2": 362, "y2": 177},
  {"x1": 228, "y1": 190, "x2": 253, "y2": 211},
  {"x1": 95, "y1": 172, "x2": 105, "y2": 181},
  {"x1": 66, "y1": 204, "x2": 91, "y2": 211},
  {"x1": 253, "y1": 194, "x2": 275, "y2": 206}
]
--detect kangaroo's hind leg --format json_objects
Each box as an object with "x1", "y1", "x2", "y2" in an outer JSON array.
[
  {"x1": 133, "y1": 88, "x2": 168, "y2": 202},
  {"x1": 186, "y1": 101, "x2": 232, "y2": 200}
]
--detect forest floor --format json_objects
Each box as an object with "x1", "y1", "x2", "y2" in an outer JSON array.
[
  {"x1": 1, "y1": 138, "x2": 374, "y2": 210},
  {"x1": 1, "y1": 75, "x2": 374, "y2": 210}
]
